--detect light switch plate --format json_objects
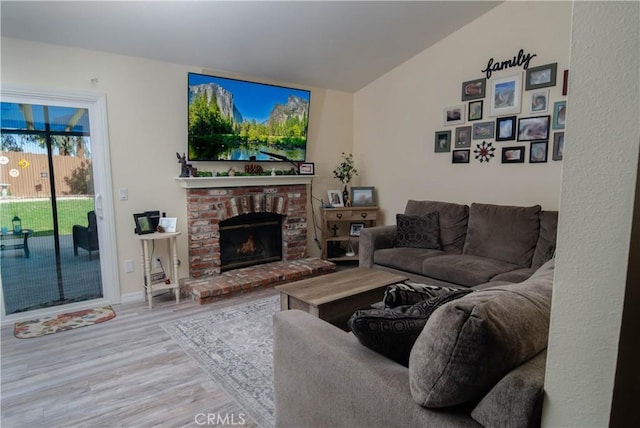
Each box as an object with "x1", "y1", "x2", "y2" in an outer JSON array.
[{"x1": 119, "y1": 188, "x2": 128, "y2": 201}]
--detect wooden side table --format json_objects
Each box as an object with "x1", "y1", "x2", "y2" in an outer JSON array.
[
  {"x1": 137, "y1": 231, "x2": 181, "y2": 309},
  {"x1": 320, "y1": 206, "x2": 378, "y2": 262}
]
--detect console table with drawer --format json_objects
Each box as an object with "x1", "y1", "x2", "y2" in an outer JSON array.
[{"x1": 320, "y1": 206, "x2": 378, "y2": 262}]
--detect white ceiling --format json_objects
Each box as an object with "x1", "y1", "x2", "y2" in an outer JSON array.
[{"x1": 1, "y1": 1, "x2": 501, "y2": 92}]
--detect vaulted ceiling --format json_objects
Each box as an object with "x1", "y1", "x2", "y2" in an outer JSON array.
[{"x1": 1, "y1": 1, "x2": 501, "y2": 92}]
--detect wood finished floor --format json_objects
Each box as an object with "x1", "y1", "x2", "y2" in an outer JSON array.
[{"x1": 1, "y1": 288, "x2": 280, "y2": 428}]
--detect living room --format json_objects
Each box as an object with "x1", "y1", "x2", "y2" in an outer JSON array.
[{"x1": 1, "y1": 1, "x2": 638, "y2": 427}]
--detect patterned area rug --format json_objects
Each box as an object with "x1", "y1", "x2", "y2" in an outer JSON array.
[
  {"x1": 14, "y1": 305, "x2": 116, "y2": 339},
  {"x1": 162, "y1": 295, "x2": 279, "y2": 428}
]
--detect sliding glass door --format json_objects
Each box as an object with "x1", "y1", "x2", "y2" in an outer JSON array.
[{"x1": 0, "y1": 102, "x2": 103, "y2": 314}]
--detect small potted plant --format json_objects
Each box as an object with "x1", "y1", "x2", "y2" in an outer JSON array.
[{"x1": 333, "y1": 153, "x2": 358, "y2": 206}]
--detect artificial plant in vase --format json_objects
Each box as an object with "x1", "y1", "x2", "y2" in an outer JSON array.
[{"x1": 333, "y1": 152, "x2": 358, "y2": 206}]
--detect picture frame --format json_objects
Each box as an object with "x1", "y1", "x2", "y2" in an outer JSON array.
[
  {"x1": 434, "y1": 130, "x2": 451, "y2": 152},
  {"x1": 529, "y1": 141, "x2": 549, "y2": 163},
  {"x1": 562, "y1": 69, "x2": 569, "y2": 96},
  {"x1": 530, "y1": 89, "x2": 549, "y2": 113},
  {"x1": 552, "y1": 101, "x2": 566, "y2": 130},
  {"x1": 349, "y1": 222, "x2": 365, "y2": 237},
  {"x1": 517, "y1": 115, "x2": 550, "y2": 141},
  {"x1": 452, "y1": 149, "x2": 470, "y2": 164},
  {"x1": 298, "y1": 162, "x2": 315, "y2": 175},
  {"x1": 461, "y1": 78, "x2": 486, "y2": 101},
  {"x1": 472, "y1": 121, "x2": 495, "y2": 140},
  {"x1": 496, "y1": 116, "x2": 517, "y2": 141},
  {"x1": 327, "y1": 190, "x2": 344, "y2": 208},
  {"x1": 443, "y1": 105, "x2": 465, "y2": 126},
  {"x1": 351, "y1": 186, "x2": 376, "y2": 207},
  {"x1": 454, "y1": 126, "x2": 472, "y2": 148},
  {"x1": 468, "y1": 100, "x2": 483, "y2": 121},
  {"x1": 133, "y1": 213, "x2": 155, "y2": 235},
  {"x1": 525, "y1": 63, "x2": 558, "y2": 90},
  {"x1": 158, "y1": 217, "x2": 177, "y2": 233},
  {"x1": 489, "y1": 73, "x2": 522, "y2": 116},
  {"x1": 552, "y1": 132, "x2": 564, "y2": 161},
  {"x1": 501, "y1": 146, "x2": 526, "y2": 163}
]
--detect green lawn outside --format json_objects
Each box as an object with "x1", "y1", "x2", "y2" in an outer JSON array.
[{"x1": 0, "y1": 198, "x2": 95, "y2": 236}]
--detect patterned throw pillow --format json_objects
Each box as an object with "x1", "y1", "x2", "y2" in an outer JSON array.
[
  {"x1": 394, "y1": 212, "x2": 441, "y2": 249},
  {"x1": 348, "y1": 288, "x2": 472, "y2": 366},
  {"x1": 383, "y1": 281, "x2": 469, "y2": 308}
]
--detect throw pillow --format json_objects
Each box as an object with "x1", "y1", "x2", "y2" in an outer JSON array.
[
  {"x1": 408, "y1": 260, "x2": 554, "y2": 408},
  {"x1": 383, "y1": 281, "x2": 468, "y2": 308},
  {"x1": 394, "y1": 212, "x2": 441, "y2": 249},
  {"x1": 348, "y1": 288, "x2": 472, "y2": 366}
]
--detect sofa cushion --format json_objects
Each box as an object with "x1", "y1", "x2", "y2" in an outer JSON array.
[
  {"x1": 531, "y1": 210, "x2": 558, "y2": 268},
  {"x1": 383, "y1": 281, "x2": 468, "y2": 307},
  {"x1": 374, "y1": 247, "x2": 444, "y2": 275},
  {"x1": 471, "y1": 350, "x2": 547, "y2": 428},
  {"x1": 394, "y1": 212, "x2": 441, "y2": 249},
  {"x1": 405, "y1": 200, "x2": 469, "y2": 254},
  {"x1": 463, "y1": 203, "x2": 541, "y2": 268},
  {"x1": 420, "y1": 254, "x2": 521, "y2": 287},
  {"x1": 490, "y1": 267, "x2": 536, "y2": 283},
  {"x1": 408, "y1": 259, "x2": 554, "y2": 408},
  {"x1": 349, "y1": 288, "x2": 472, "y2": 366}
]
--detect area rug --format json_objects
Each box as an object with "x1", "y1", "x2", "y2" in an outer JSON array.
[
  {"x1": 162, "y1": 295, "x2": 279, "y2": 428},
  {"x1": 14, "y1": 305, "x2": 116, "y2": 339}
]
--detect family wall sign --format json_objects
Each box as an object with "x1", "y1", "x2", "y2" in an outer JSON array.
[{"x1": 481, "y1": 49, "x2": 537, "y2": 79}]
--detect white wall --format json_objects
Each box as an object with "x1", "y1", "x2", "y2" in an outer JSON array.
[
  {"x1": 0, "y1": 38, "x2": 353, "y2": 295},
  {"x1": 542, "y1": 2, "x2": 640, "y2": 426},
  {"x1": 354, "y1": 1, "x2": 572, "y2": 224}
]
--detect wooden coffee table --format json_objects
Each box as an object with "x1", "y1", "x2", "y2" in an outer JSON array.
[{"x1": 275, "y1": 268, "x2": 408, "y2": 330}]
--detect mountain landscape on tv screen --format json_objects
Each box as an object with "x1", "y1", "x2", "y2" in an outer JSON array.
[{"x1": 188, "y1": 80, "x2": 309, "y2": 161}]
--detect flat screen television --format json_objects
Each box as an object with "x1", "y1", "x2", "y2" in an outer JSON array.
[{"x1": 187, "y1": 72, "x2": 311, "y2": 162}]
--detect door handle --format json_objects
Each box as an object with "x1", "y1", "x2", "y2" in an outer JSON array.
[{"x1": 95, "y1": 194, "x2": 104, "y2": 219}]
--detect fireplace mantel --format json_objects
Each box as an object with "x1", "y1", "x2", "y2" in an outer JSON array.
[{"x1": 174, "y1": 175, "x2": 316, "y2": 189}]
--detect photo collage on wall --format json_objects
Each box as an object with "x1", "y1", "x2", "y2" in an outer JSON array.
[{"x1": 436, "y1": 62, "x2": 567, "y2": 164}]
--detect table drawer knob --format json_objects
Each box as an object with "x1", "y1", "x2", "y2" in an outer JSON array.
[
  {"x1": 336, "y1": 213, "x2": 343, "y2": 219},
  {"x1": 361, "y1": 213, "x2": 368, "y2": 219}
]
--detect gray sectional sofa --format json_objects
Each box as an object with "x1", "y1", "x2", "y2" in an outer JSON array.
[
  {"x1": 273, "y1": 200, "x2": 558, "y2": 427},
  {"x1": 273, "y1": 259, "x2": 555, "y2": 427},
  {"x1": 359, "y1": 200, "x2": 558, "y2": 287}
]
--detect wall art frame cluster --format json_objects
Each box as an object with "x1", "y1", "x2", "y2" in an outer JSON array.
[{"x1": 433, "y1": 56, "x2": 568, "y2": 165}]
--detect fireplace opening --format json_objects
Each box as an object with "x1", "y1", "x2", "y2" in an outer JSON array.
[{"x1": 219, "y1": 213, "x2": 283, "y2": 271}]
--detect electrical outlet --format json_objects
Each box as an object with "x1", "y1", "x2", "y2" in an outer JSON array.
[{"x1": 153, "y1": 257, "x2": 161, "y2": 268}]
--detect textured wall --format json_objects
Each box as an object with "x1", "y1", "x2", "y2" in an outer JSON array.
[{"x1": 542, "y1": 2, "x2": 640, "y2": 426}]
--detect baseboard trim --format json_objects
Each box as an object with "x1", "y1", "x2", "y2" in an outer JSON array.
[{"x1": 120, "y1": 291, "x2": 145, "y2": 304}]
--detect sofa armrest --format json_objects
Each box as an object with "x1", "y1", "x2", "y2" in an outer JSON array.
[
  {"x1": 273, "y1": 310, "x2": 479, "y2": 428},
  {"x1": 358, "y1": 225, "x2": 397, "y2": 268}
]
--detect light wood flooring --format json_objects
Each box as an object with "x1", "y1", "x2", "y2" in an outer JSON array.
[{"x1": 1, "y1": 288, "x2": 280, "y2": 428}]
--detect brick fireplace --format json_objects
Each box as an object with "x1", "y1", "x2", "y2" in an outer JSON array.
[{"x1": 181, "y1": 176, "x2": 312, "y2": 278}]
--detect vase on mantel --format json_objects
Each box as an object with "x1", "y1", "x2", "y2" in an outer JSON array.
[{"x1": 343, "y1": 185, "x2": 350, "y2": 207}]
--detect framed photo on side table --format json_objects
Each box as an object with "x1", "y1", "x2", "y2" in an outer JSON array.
[
  {"x1": 349, "y1": 222, "x2": 365, "y2": 237},
  {"x1": 327, "y1": 190, "x2": 344, "y2": 208},
  {"x1": 158, "y1": 217, "x2": 177, "y2": 233},
  {"x1": 351, "y1": 187, "x2": 376, "y2": 207},
  {"x1": 133, "y1": 213, "x2": 155, "y2": 235}
]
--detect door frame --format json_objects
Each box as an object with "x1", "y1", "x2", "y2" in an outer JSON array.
[{"x1": 0, "y1": 84, "x2": 120, "y2": 324}]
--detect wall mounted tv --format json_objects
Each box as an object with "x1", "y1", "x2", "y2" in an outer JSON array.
[{"x1": 188, "y1": 72, "x2": 311, "y2": 162}]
